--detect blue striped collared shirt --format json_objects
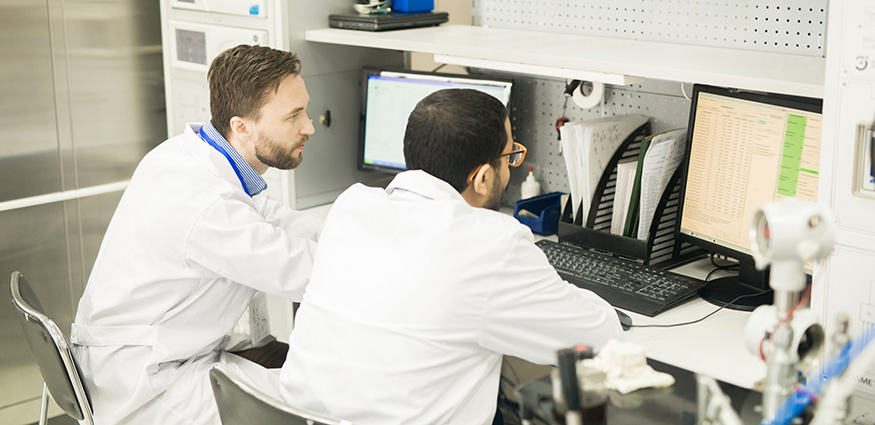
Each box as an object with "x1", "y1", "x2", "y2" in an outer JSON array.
[{"x1": 200, "y1": 121, "x2": 267, "y2": 197}]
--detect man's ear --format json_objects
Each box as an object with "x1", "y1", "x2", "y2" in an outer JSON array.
[
  {"x1": 228, "y1": 116, "x2": 250, "y2": 140},
  {"x1": 470, "y1": 163, "x2": 493, "y2": 197},
  {"x1": 461, "y1": 163, "x2": 495, "y2": 207}
]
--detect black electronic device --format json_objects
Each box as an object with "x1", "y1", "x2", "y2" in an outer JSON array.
[
  {"x1": 328, "y1": 11, "x2": 448, "y2": 32},
  {"x1": 615, "y1": 309, "x2": 633, "y2": 331},
  {"x1": 357, "y1": 67, "x2": 513, "y2": 173},
  {"x1": 536, "y1": 240, "x2": 708, "y2": 317},
  {"x1": 676, "y1": 84, "x2": 823, "y2": 311}
]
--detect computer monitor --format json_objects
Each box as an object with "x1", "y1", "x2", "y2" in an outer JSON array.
[
  {"x1": 676, "y1": 84, "x2": 823, "y2": 311},
  {"x1": 358, "y1": 67, "x2": 513, "y2": 173}
]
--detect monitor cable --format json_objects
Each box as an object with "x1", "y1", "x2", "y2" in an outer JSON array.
[
  {"x1": 627, "y1": 258, "x2": 758, "y2": 329},
  {"x1": 628, "y1": 292, "x2": 764, "y2": 329}
]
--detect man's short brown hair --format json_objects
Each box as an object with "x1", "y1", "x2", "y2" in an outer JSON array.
[{"x1": 207, "y1": 44, "x2": 302, "y2": 139}]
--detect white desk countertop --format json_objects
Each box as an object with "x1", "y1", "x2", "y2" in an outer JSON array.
[
  {"x1": 624, "y1": 259, "x2": 765, "y2": 390},
  {"x1": 300, "y1": 203, "x2": 765, "y2": 390}
]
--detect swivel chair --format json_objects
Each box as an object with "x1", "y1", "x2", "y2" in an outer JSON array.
[
  {"x1": 209, "y1": 363, "x2": 351, "y2": 425},
  {"x1": 10, "y1": 271, "x2": 94, "y2": 425}
]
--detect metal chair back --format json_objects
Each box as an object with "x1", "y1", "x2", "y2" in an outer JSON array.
[
  {"x1": 10, "y1": 271, "x2": 93, "y2": 425},
  {"x1": 209, "y1": 363, "x2": 351, "y2": 425}
]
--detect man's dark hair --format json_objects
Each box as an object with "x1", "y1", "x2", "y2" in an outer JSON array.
[
  {"x1": 208, "y1": 44, "x2": 302, "y2": 139},
  {"x1": 403, "y1": 89, "x2": 508, "y2": 192}
]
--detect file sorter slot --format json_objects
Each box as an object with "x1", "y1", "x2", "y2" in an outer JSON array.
[{"x1": 558, "y1": 122, "x2": 704, "y2": 268}]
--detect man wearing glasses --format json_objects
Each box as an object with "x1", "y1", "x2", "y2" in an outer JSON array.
[{"x1": 278, "y1": 89, "x2": 623, "y2": 425}]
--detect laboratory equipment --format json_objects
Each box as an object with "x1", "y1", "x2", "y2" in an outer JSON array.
[
  {"x1": 747, "y1": 199, "x2": 833, "y2": 420},
  {"x1": 676, "y1": 84, "x2": 823, "y2": 311},
  {"x1": 694, "y1": 199, "x2": 875, "y2": 425},
  {"x1": 813, "y1": 0, "x2": 875, "y2": 417},
  {"x1": 357, "y1": 67, "x2": 513, "y2": 173},
  {"x1": 551, "y1": 345, "x2": 602, "y2": 425}
]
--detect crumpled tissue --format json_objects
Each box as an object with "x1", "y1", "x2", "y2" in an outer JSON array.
[{"x1": 582, "y1": 339, "x2": 675, "y2": 394}]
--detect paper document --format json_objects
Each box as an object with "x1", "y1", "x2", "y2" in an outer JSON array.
[
  {"x1": 637, "y1": 129, "x2": 687, "y2": 241},
  {"x1": 559, "y1": 115, "x2": 649, "y2": 224},
  {"x1": 611, "y1": 160, "x2": 638, "y2": 235},
  {"x1": 559, "y1": 124, "x2": 582, "y2": 220}
]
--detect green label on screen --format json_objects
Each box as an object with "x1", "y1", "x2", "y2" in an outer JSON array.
[{"x1": 777, "y1": 114, "x2": 806, "y2": 196}]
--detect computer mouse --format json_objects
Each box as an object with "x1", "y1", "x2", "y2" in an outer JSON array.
[{"x1": 615, "y1": 308, "x2": 633, "y2": 331}]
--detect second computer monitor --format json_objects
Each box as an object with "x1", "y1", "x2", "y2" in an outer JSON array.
[
  {"x1": 358, "y1": 67, "x2": 513, "y2": 173},
  {"x1": 676, "y1": 84, "x2": 823, "y2": 310}
]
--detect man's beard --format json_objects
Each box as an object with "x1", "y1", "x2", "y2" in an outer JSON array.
[
  {"x1": 483, "y1": 177, "x2": 506, "y2": 211},
  {"x1": 255, "y1": 133, "x2": 307, "y2": 170}
]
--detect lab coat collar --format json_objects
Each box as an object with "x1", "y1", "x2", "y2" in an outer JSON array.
[
  {"x1": 199, "y1": 121, "x2": 268, "y2": 197},
  {"x1": 386, "y1": 170, "x2": 466, "y2": 202},
  {"x1": 182, "y1": 123, "x2": 245, "y2": 191}
]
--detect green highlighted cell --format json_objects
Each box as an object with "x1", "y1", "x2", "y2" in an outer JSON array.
[{"x1": 777, "y1": 114, "x2": 807, "y2": 196}]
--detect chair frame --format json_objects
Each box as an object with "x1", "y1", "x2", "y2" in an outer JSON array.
[
  {"x1": 209, "y1": 363, "x2": 351, "y2": 425},
  {"x1": 10, "y1": 271, "x2": 94, "y2": 425}
]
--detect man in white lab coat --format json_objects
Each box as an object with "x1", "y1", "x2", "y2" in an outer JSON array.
[
  {"x1": 71, "y1": 45, "x2": 319, "y2": 424},
  {"x1": 279, "y1": 89, "x2": 624, "y2": 425}
]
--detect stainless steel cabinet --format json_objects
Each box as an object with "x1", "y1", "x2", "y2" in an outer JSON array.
[{"x1": 0, "y1": 1, "x2": 166, "y2": 423}]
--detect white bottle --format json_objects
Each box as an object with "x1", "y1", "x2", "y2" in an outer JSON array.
[{"x1": 521, "y1": 166, "x2": 541, "y2": 199}]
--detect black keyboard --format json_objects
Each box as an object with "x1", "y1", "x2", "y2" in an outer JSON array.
[{"x1": 536, "y1": 240, "x2": 708, "y2": 317}]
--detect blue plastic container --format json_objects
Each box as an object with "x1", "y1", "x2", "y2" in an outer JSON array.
[
  {"x1": 513, "y1": 192, "x2": 565, "y2": 236},
  {"x1": 393, "y1": 0, "x2": 434, "y2": 13}
]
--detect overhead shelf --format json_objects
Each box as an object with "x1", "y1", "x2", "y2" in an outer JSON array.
[{"x1": 305, "y1": 25, "x2": 825, "y2": 99}]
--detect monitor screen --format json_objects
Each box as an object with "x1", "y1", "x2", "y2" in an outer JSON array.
[
  {"x1": 358, "y1": 67, "x2": 513, "y2": 173},
  {"x1": 676, "y1": 84, "x2": 823, "y2": 310}
]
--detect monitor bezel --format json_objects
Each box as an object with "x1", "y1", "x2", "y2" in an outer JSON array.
[
  {"x1": 675, "y1": 84, "x2": 822, "y2": 309},
  {"x1": 356, "y1": 66, "x2": 514, "y2": 174}
]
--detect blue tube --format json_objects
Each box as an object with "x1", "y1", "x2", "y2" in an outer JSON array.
[{"x1": 761, "y1": 326, "x2": 875, "y2": 425}]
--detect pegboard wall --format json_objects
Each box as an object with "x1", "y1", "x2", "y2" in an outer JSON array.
[
  {"x1": 471, "y1": 0, "x2": 829, "y2": 207},
  {"x1": 500, "y1": 76, "x2": 693, "y2": 206},
  {"x1": 473, "y1": 0, "x2": 827, "y2": 57}
]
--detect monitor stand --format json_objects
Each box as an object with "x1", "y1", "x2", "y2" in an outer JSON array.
[{"x1": 699, "y1": 262, "x2": 772, "y2": 311}]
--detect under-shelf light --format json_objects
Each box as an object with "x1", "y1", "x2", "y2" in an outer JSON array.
[{"x1": 433, "y1": 54, "x2": 645, "y2": 86}]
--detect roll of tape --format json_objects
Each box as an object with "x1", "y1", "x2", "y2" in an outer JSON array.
[{"x1": 571, "y1": 81, "x2": 605, "y2": 109}]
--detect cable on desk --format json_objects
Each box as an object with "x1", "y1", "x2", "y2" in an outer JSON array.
[
  {"x1": 705, "y1": 252, "x2": 739, "y2": 281},
  {"x1": 628, "y1": 292, "x2": 764, "y2": 329},
  {"x1": 630, "y1": 255, "x2": 748, "y2": 328}
]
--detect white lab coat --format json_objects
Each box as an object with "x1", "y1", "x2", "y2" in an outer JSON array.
[
  {"x1": 71, "y1": 123, "x2": 321, "y2": 425},
  {"x1": 279, "y1": 170, "x2": 623, "y2": 425}
]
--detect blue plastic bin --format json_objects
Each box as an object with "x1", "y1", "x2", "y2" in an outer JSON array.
[
  {"x1": 393, "y1": 0, "x2": 434, "y2": 13},
  {"x1": 513, "y1": 192, "x2": 565, "y2": 236}
]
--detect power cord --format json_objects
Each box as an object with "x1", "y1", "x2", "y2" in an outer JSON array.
[
  {"x1": 629, "y1": 292, "x2": 764, "y2": 329},
  {"x1": 629, "y1": 258, "x2": 758, "y2": 329},
  {"x1": 680, "y1": 82, "x2": 692, "y2": 100},
  {"x1": 706, "y1": 252, "x2": 739, "y2": 281},
  {"x1": 709, "y1": 251, "x2": 739, "y2": 268}
]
